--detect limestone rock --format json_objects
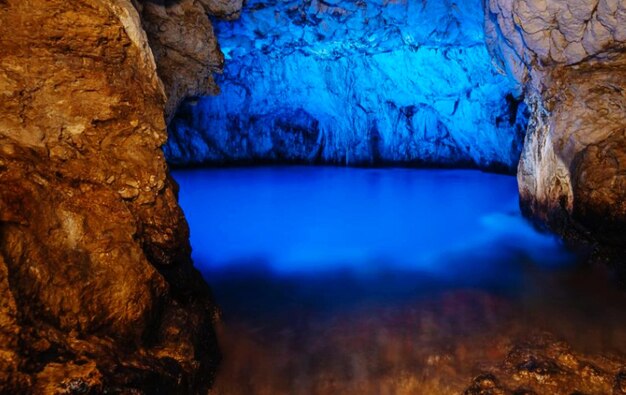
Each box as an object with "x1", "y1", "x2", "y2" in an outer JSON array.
[
  {"x1": 165, "y1": 0, "x2": 528, "y2": 171},
  {"x1": 0, "y1": 0, "x2": 229, "y2": 392},
  {"x1": 134, "y1": 0, "x2": 244, "y2": 122},
  {"x1": 485, "y1": 0, "x2": 626, "y2": 250},
  {"x1": 464, "y1": 332, "x2": 626, "y2": 394},
  {"x1": 135, "y1": 0, "x2": 225, "y2": 122}
]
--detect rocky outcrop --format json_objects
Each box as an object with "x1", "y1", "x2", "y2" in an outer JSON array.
[
  {"x1": 0, "y1": 0, "x2": 239, "y2": 392},
  {"x1": 463, "y1": 333, "x2": 626, "y2": 395},
  {"x1": 165, "y1": 0, "x2": 528, "y2": 171},
  {"x1": 134, "y1": 0, "x2": 242, "y2": 122},
  {"x1": 485, "y1": 0, "x2": 626, "y2": 249}
]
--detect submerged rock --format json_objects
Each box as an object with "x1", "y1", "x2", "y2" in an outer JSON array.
[
  {"x1": 485, "y1": 0, "x2": 626, "y2": 250},
  {"x1": 461, "y1": 332, "x2": 626, "y2": 395},
  {"x1": 165, "y1": 0, "x2": 528, "y2": 171},
  {"x1": 0, "y1": 0, "x2": 239, "y2": 392},
  {"x1": 464, "y1": 373, "x2": 507, "y2": 395}
]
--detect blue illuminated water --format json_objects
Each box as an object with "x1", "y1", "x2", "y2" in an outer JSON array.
[
  {"x1": 173, "y1": 167, "x2": 626, "y2": 394},
  {"x1": 174, "y1": 167, "x2": 573, "y2": 282}
]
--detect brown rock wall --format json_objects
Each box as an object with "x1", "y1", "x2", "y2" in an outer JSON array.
[
  {"x1": 485, "y1": 0, "x2": 626, "y2": 251},
  {"x1": 0, "y1": 0, "x2": 240, "y2": 392},
  {"x1": 134, "y1": 0, "x2": 242, "y2": 122}
]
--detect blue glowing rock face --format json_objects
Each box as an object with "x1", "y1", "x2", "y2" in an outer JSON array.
[{"x1": 165, "y1": 0, "x2": 528, "y2": 170}]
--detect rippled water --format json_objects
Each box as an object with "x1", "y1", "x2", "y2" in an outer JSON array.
[{"x1": 173, "y1": 167, "x2": 626, "y2": 394}]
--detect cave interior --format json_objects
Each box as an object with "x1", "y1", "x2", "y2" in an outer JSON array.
[{"x1": 1, "y1": 0, "x2": 625, "y2": 393}]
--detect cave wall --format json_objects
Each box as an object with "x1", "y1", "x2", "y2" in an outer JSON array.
[
  {"x1": 165, "y1": 0, "x2": 528, "y2": 171},
  {"x1": 0, "y1": 0, "x2": 239, "y2": 392},
  {"x1": 134, "y1": 0, "x2": 242, "y2": 122},
  {"x1": 485, "y1": 0, "x2": 626, "y2": 248}
]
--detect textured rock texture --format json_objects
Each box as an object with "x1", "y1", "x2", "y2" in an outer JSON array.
[
  {"x1": 134, "y1": 0, "x2": 242, "y2": 122},
  {"x1": 485, "y1": 0, "x2": 626, "y2": 248},
  {"x1": 165, "y1": 0, "x2": 528, "y2": 171},
  {"x1": 462, "y1": 332, "x2": 626, "y2": 395},
  {"x1": 0, "y1": 0, "x2": 238, "y2": 392}
]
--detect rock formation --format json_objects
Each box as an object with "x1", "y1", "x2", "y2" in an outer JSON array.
[
  {"x1": 0, "y1": 0, "x2": 239, "y2": 392},
  {"x1": 485, "y1": 0, "x2": 626, "y2": 250},
  {"x1": 134, "y1": 0, "x2": 242, "y2": 122},
  {"x1": 165, "y1": 0, "x2": 528, "y2": 172}
]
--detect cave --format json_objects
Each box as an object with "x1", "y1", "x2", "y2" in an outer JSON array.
[{"x1": 1, "y1": 0, "x2": 625, "y2": 394}]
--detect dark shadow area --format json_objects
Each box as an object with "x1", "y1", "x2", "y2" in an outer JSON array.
[{"x1": 199, "y1": 254, "x2": 626, "y2": 394}]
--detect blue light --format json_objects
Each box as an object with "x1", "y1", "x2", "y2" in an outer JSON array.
[
  {"x1": 165, "y1": 0, "x2": 527, "y2": 169},
  {"x1": 173, "y1": 167, "x2": 574, "y2": 284}
]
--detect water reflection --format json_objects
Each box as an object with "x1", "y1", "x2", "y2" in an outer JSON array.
[{"x1": 173, "y1": 167, "x2": 626, "y2": 394}]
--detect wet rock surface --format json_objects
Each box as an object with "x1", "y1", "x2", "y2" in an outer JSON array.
[
  {"x1": 460, "y1": 332, "x2": 626, "y2": 395},
  {"x1": 165, "y1": 0, "x2": 528, "y2": 171},
  {"x1": 0, "y1": 0, "x2": 239, "y2": 392},
  {"x1": 485, "y1": 0, "x2": 626, "y2": 251}
]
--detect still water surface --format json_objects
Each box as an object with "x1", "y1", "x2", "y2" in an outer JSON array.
[{"x1": 173, "y1": 167, "x2": 626, "y2": 394}]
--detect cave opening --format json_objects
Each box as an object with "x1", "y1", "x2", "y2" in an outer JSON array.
[{"x1": 163, "y1": 0, "x2": 626, "y2": 394}]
